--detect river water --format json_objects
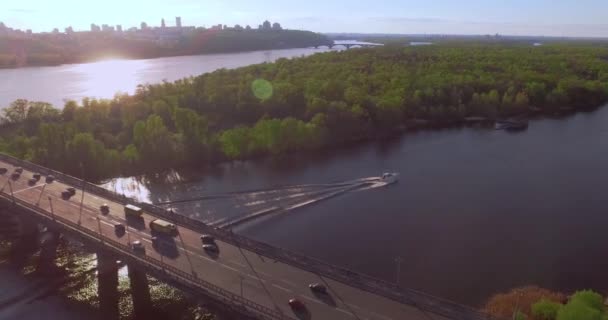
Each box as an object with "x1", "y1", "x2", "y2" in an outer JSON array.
[
  {"x1": 0, "y1": 47, "x2": 339, "y2": 108},
  {"x1": 105, "y1": 106, "x2": 608, "y2": 306},
  {"x1": 2, "y1": 43, "x2": 606, "y2": 307}
]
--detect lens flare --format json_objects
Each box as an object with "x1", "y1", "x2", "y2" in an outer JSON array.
[{"x1": 251, "y1": 79, "x2": 273, "y2": 100}]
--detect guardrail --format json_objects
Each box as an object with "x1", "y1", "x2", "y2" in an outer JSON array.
[
  {"x1": 0, "y1": 186, "x2": 290, "y2": 320},
  {"x1": 0, "y1": 153, "x2": 495, "y2": 320}
]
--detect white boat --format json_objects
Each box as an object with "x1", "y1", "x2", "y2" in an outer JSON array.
[{"x1": 380, "y1": 172, "x2": 399, "y2": 184}]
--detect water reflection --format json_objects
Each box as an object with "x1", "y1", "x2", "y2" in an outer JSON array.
[{"x1": 65, "y1": 59, "x2": 149, "y2": 100}]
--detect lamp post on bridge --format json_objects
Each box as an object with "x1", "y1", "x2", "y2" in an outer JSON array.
[
  {"x1": 394, "y1": 256, "x2": 404, "y2": 287},
  {"x1": 36, "y1": 184, "x2": 47, "y2": 206},
  {"x1": 48, "y1": 196, "x2": 55, "y2": 220},
  {"x1": 78, "y1": 162, "x2": 86, "y2": 225},
  {"x1": 7, "y1": 180, "x2": 14, "y2": 203}
]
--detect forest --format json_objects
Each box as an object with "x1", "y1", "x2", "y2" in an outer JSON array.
[
  {"x1": 1, "y1": 44, "x2": 608, "y2": 181},
  {"x1": 0, "y1": 28, "x2": 331, "y2": 68}
]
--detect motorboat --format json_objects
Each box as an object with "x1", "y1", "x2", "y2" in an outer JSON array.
[
  {"x1": 495, "y1": 119, "x2": 529, "y2": 131},
  {"x1": 381, "y1": 172, "x2": 399, "y2": 184}
]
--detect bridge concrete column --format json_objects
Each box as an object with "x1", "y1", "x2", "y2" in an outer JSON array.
[
  {"x1": 97, "y1": 252, "x2": 120, "y2": 320},
  {"x1": 37, "y1": 230, "x2": 60, "y2": 274},
  {"x1": 8, "y1": 214, "x2": 38, "y2": 266},
  {"x1": 128, "y1": 263, "x2": 152, "y2": 319}
]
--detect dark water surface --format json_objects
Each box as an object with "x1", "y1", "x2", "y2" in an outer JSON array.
[{"x1": 105, "y1": 104, "x2": 608, "y2": 306}]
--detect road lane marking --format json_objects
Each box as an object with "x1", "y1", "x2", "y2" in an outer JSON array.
[
  {"x1": 336, "y1": 308, "x2": 354, "y2": 316},
  {"x1": 271, "y1": 284, "x2": 292, "y2": 293},
  {"x1": 13, "y1": 184, "x2": 44, "y2": 194},
  {"x1": 280, "y1": 278, "x2": 297, "y2": 287},
  {"x1": 228, "y1": 260, "x2": 246, "y2": 268},
  {"x1": 345, "y1": 303, "x2": 362, "y2": 310},
  {"x1": 299, "y1": 294, "x2": 323, "y2": 305}
]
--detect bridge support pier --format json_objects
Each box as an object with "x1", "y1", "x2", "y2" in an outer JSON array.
[
  {"x1": 8, "y1": 213, "x2": 38, "y2": 266},
  {"x1": 97, "y1": 252, "x2": 120, "y2": 320},
  {"x1": 128, "y1": 263, "x2": 152, "y2": 319},
  {"x1": 37, "y1": 230, "x2": 60, "y2": 274}
]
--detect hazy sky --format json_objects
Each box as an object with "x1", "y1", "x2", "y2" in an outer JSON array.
[{"x1": 3, "y1": 0, "x2": 608, "y2": 37}]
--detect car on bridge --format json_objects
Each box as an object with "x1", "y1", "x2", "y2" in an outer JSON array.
[
  {"x1": 11, "y1": 172, "x2": 20, "y2": 180},
  {"x1": 131, "y1": 240, "x2": 145, "y2": 253},
  {"x1": 0, "y1": 167, "x2": 7, "y2": 175},
  {"x1": 200, "y1": 235, "x2": 215, "y2": 244},
  {"x1": 114, "y1": 223, "x2": 126, "y2": 235},
  {"x1": 28, "y1": 177, "x2": 37, "y2": 186},
  {"x1": 32, "y1": 173, "x2": 41, "y2": 181},
  {"x1": 309, "y1": 283, "x2": 327, "y2": 294},
  {"x1": 288, "y1": 298, "x2": 306, "y2": 313},
  {"x1": 45, "y1": 175, "x2": 55, "y2": 183},
  {"x1": 100, "y1": 203, "x2": 110, "y2": 214},
  {"x1": 14, "y1": 167, "x2": 23, "y2": 174},
  {"x1": 202, "y1": 244, "x2": 219, "y2": 254}
]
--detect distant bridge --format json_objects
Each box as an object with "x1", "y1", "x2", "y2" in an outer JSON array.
[
  {"x1": 315, "y1": 41, "x2": 384, "y2": 49},
  {"x1": 0, "y1": 153, "x2": 495, "y2": 320}
]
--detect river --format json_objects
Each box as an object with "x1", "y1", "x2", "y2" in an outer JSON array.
[
  {"x1": 104, "y1": 105, "x2": 608, "y2": 306},
  {"x1": 0, "y1": 47, "x2": 340, "y2": 108}
]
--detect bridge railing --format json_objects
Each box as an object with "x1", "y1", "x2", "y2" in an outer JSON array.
[
  {"x1": 0, "y1": 188, "x2": 290, "y2": 320},
  {"x1": 0, "y1": 153, "x2": 494, "y2": 320}
]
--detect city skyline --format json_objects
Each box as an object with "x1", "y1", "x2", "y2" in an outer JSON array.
[{"x1": 3, "y1": 0, "x2": 608, "y2": 37}]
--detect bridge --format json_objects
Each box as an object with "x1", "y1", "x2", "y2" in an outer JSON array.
[
  {"x1": 315, "y1": 41, "x2": 384, "y2": 49},
  {"x1": 0, "y1": 153, "x2": 494, "y2": 320}
]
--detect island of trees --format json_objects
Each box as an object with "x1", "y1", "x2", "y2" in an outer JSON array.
[
  {"x1": 0, "y1": 20, "x2": 331, "y2": 68},
  {"x1": 484, "y1": 286, "x2": 608, "y2": 320},
  {"x1": 1, "y1": 44, "x2": 608, "y2": 181}
]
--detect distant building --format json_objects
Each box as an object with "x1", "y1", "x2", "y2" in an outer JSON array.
[
  {"x1": 52, "y1": 28, "x2": 59, "y2": 34},
  {"x1": 176, "y1": 17, "x2": 182, "y2": 28},
  {"x1": 91, "y1": 23, "x2": 101, "y2": 32},
  {"x1": 161, "y1": 18, "x2": 166, "y2": 28},
  {"x1": 65, "y1": 26, "x2": 74, "y2": 34},
  {"x1": 116, "y1": 25, "x2": 122, "y2": 32},
  {"x1": 141, "y1": 22, "x2": 148, "y2": 30}
]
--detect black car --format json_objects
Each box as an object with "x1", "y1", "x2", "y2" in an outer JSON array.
[
  {"x1": 100, "y1": 204, "x2": 110, "y2": 214},
  {"x1": 14, "y1": 167, "x2": 23, "y2": 174},
  {"x1": 61, "y1": 190, "x2": 72, "y2": 199},
  {"x1": 203, "y1": 244, "x2": 219, "y2": 253},
  {"x1": 200, "y1": 235, "x2": 215, "y2": 244},
  {"x1": 11, "y1": 172, "x2": 20, "y2": 180},
  {"x1": 28, "y1": 178, "x2": 37, "y2": 186},
  {"x1": 32, "y1": 173, "x2": 41, "y2": 180},
  {"x1": 66, "y1": 187, "x2": 76, "y2": 196},
  {"x1": 309, "y1": 283, "x2": 327, "y2": 294},
  {"x1": 0, "y1": 167, "x2": 7, "y2": 174},
  {"x1": 114, "y1": 223, "x2": 126, "y2": 235},
  {"x1": 45, "y1": 175, "x2": 55, "y2": 183}
]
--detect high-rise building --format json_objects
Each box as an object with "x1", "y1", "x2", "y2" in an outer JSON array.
[
  {"x1": 176, "y1": 17, "x2": 182, "y2": 28},
  {"x1": 116, "y1": 25, "x2": 122, "y2": 32},
  {"x1": 161, "y1": 18, "x2": 166, "y2": 28}
]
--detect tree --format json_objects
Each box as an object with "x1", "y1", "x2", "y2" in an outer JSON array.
[
  {"x1": 262, "y1": 20, "x2": 271, "y2": 30},
  {"x1": 272, "y1": 22, "x2": 282, "y2": 30},
  {"x1": 3, "y1": 99, "x2": 29, "y2": 123},
  {"x1": 532, "y1": 299, "x2": 562, "y2": 320}
]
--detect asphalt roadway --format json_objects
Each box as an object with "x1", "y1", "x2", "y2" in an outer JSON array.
[{"x1": 0, "y1": 162, "x2": 451, "y2": 320}]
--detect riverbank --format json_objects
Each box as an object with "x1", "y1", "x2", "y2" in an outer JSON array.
[{"x1": 0, "y1": 29, "x2": 331, "y2": 69}]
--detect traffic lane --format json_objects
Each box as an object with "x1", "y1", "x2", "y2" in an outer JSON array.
[{"x1": 221, "y1": 243, "x2": 419, "y2": 320}]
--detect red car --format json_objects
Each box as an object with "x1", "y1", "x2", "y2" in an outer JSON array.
[{"x1": 288, "y1": 298, "x2": 306, "y2": 312}]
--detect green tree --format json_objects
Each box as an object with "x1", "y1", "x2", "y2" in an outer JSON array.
[{"x1": 532, "y1": 299, "x2": 562, "y2": 320}]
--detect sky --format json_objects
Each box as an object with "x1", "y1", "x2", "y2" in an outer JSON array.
[{"x1": 3, "y1": 0, "x2": 608, "y2": 37}]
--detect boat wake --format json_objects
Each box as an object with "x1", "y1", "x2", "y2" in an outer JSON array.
[{"x1": 158, "y1": 173, "x2": 398, "y2": 229}]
